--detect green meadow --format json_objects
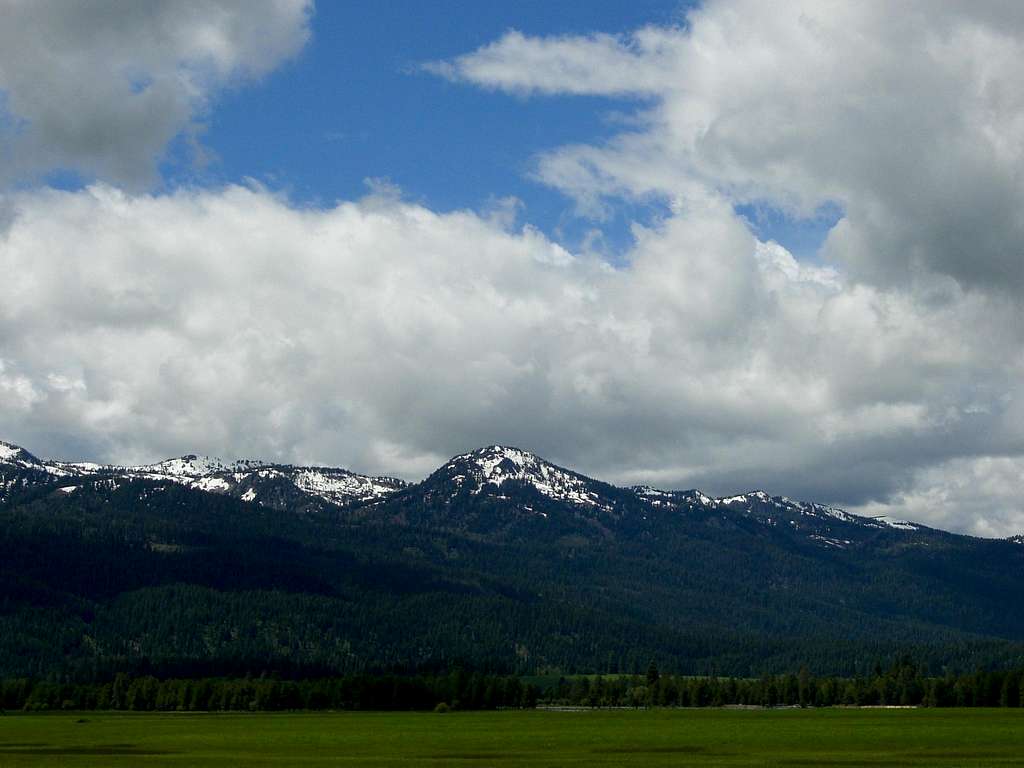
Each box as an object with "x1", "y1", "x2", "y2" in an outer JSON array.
[{"x1": 1, "y1": 708, "x2": 1022, "y2": 767}]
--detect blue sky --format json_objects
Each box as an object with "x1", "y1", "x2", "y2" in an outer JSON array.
[
  {"x1": 178, "y1": 1, "x2": 695, "y2": 253},
  {"x1": 35, "y1": 0, "x2": 841, "y2": 259},
  {"x1": 154, "y1": 0, "x2": 829, "y2": 259}
]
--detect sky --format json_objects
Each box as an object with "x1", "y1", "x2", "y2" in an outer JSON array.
[{"x1": 0, "y1": 0, "x2": 1022, "y2": 537}]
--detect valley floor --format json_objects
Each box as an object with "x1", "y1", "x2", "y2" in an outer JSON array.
[{"x1": 1, "y1": 708, "x2": 1023, "y2": 766}]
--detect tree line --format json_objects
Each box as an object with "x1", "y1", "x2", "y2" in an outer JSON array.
[
  {"x1": 1, "y1": 672, "x2": 539, "y2": 712},
  {"x1": 545, "y1": 659, "x2": 1024, "y2": 709},
  {"x1": 3, "y1": 659, "x2": 1023, "y2": 712}
]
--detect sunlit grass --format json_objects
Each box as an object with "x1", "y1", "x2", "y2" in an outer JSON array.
[{"x1": 0, "y1": 708, "x2": 1022, "y2": 766}]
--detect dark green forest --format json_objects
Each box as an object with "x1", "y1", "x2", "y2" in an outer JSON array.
[
  {"x1": 2, "y1": 451, "x2": 1024, "y2": 682},
  {"x1": 3, "y1": 660, "x2": 1023, "y2": 712}
]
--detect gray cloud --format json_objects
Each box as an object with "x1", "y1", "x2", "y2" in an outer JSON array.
[
  {"x1": 0, "y1": 0, "x2": 312, "y2": 187},
  {"x1": 0, "y1": 184, "x2": 1021, "y2": 536}
]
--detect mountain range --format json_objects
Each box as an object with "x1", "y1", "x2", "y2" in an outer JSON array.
[{"x1": 1, "y1": 439, "x2": 1022, "y2": 679}]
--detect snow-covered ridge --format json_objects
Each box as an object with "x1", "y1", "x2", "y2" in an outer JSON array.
[
  {"x1": 140, "y1": 455, "x2": 268, "y2": 478},
  {"x1": 290, "y1": 467, "x2": 407, "y2": 505},
  {"x1": 431, "y1": 449, "x2": 927, "y2": 540},
  {"x1": 0, "y1": 440, "x2": 69, "y2": 477},
  {"x1": 440, "y1": 445, "x2": 611, "y2": 509},
  {"x1": 635, "y1": 486, "x2": 913, "y2": 533},
  {"x1": 884, "y1": 519, "x2": 921, "y2": 531},
  {"x1": 2, "y1": 439, "x2": 406, "y2": 508},
  {"x1": 0, "y1": 442, "x2": 23, "y2": 462},
  {"x1": 56, "y1": 454, "x2": 269, "y2": 480},
  {"x1": 117, "y1": 459, "x2": 408, "y2": 507},
  {"x1": 1, "y1": 437, "x2": 930, "y2": 533}
]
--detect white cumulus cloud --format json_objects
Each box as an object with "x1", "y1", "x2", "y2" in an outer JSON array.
[
  {"x1": 440, "y1": 1, "x2": 1024, "y2": 292},
  {"x1": 1, "y1": 1, "x2": 1023, "y2": 537},
  {"x1": 0, "y1": 183, "x2": 1021, "y2": 535}
]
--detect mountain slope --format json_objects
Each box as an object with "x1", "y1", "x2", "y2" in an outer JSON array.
[
  {"x1": 395, "y1": 445, "x2": 944, "y2": 550},
  {"x1": 1, "y1": 438, "x2": 1022, "y2": 679},
  {"x1": 1, "y1": 441, "x2": 407, "y2": 512}
]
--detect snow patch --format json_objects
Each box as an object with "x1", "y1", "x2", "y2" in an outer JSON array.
[
  {"x1": 885, "y1": 519, "x2": 919, "y2": 531},
  {"x1": 292, "y1": 468, "x2": 403, "y2": 502},
  {"x1": 192, "y1": 476, "x2": 231, "y2": 493},
  {"x1": 810, "y1": 534, "x2": 852, "y2": 549},
  {"x1": 0, "y1": 443, "x2": 23, "y2": 462}
]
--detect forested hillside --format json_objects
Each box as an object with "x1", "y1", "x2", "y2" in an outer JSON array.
[{"x1": 2, "y1": 441, "x2": 1023, "y2": 680}]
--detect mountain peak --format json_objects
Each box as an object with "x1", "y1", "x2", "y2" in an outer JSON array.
[
  {"x1": 458, "y1": 444, "x2": 543, "y2": 473},
  {"x1": 0, "y1": 440, "x2": 49, "y2": 472},
  {"x1": 0, "y1": 440, "x2": 29, "y2": 463},
  {"x1": 436, "y1": 445, "x2": 610, "y2": 508}
]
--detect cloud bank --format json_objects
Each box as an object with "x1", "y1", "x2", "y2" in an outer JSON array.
[
  {"x1": 1, "y1": 182, "x2": 1021, "y2": 535},
  {"x1": 1, "y1": 0, "x2": 1022, "y2": 536}
]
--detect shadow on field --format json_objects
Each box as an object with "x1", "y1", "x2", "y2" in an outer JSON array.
[
  {"x1": 0, "y1": 742, "x2": 176, "y2": 756},
  {"x1": 426, "y1": 752, "x2": 513, "y2": 760},
  {"x1": 593, "y1": 745, "x2": 707, "y2": 754},
  {"x1": 782, "y1": 756, "x2": 1012, "y2": 767}
]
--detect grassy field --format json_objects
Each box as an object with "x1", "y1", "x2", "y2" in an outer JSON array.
[{"x1": 0, "y1": 708, "x2": 1022, "y2": 766}]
